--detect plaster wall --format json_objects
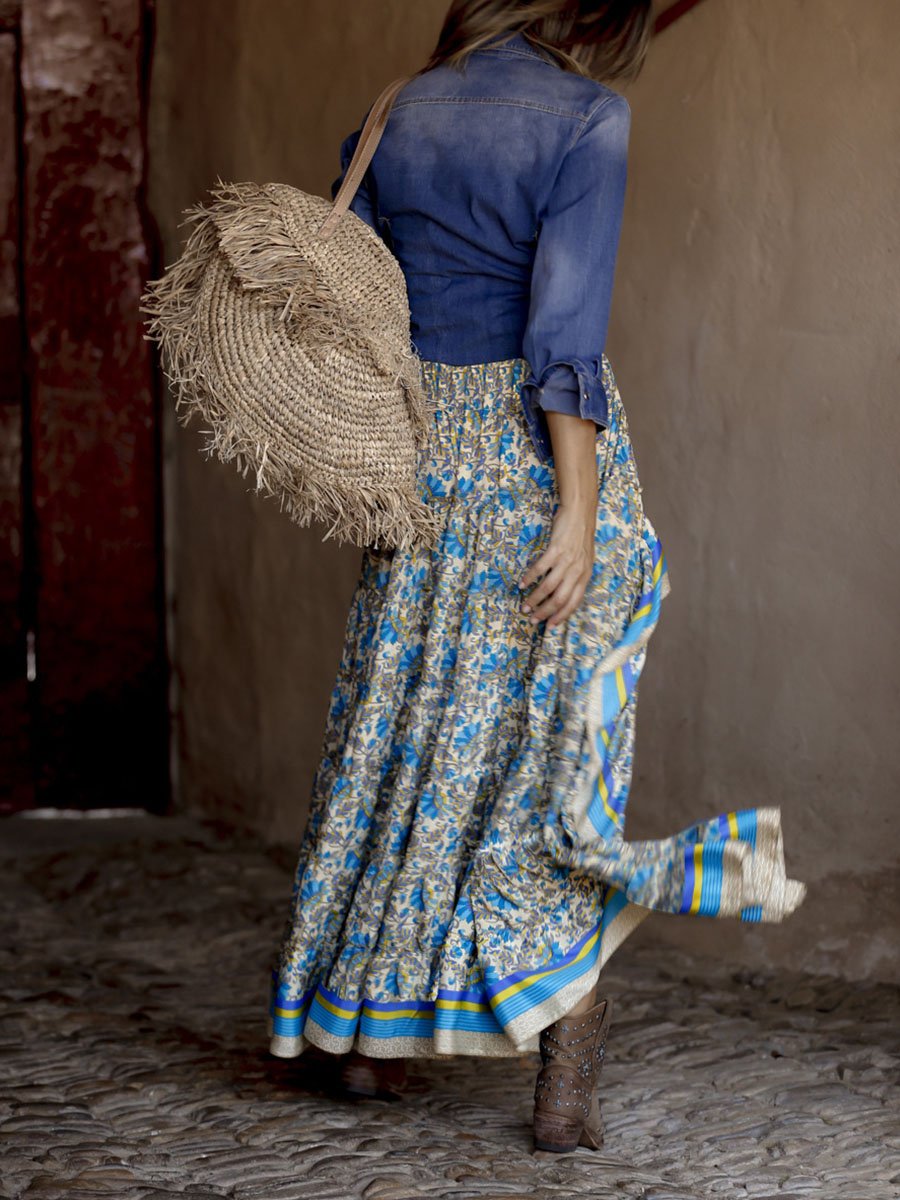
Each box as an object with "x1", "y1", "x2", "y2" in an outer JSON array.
[
  {"x1": 148, "y1": 0, "x2": 441, "y2": 838},
  {"x1": 148, "y1": 0, "x2": 900, "y2": 979},
  {"x1": 615, "y1": 0, "x2": 900, "y2": 980}
]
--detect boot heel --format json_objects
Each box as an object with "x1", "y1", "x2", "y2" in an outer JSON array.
[
  {"x1": 578, "y1": 1119, "x2": 605, "y2": 1150},
  {"x1": 533, "y1": 1109, "x2": 583, "y2": 1153}
]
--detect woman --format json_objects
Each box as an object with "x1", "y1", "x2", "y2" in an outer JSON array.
[{"x1": 268, "y1": 0, "x2": 807, "y2": 1154}]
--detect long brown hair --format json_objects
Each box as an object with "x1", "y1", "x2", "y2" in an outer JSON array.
[{"x1": 420, "y1": 1, "x2": 654, "y2": 83}]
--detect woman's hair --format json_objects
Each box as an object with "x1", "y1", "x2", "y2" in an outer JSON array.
[{"x1": 420, "y1": 1, "x2": 654, "y2": 83}]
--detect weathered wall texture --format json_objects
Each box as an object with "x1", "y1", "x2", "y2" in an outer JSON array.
[
  {"x1": 149, "y1": 0, "x2": 900, "y2": 978},
  {"x1": 148, "y1": 0, "x2": 442, "y2": 838},
  {"x1": 614, "y1": 0, "x2": 900, "y2": 980},
  {"x1": 17, "y1": 0, "x2": 167, "y2": 808}
]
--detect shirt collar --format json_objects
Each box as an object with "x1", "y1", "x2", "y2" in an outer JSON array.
[{"x1": 477, "y1": 30, "x2": 558, "y2": 64}]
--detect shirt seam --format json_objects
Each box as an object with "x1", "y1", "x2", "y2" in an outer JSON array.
[
  {"x1": 391, "y1": 96, "x2": 592, "y2": 123},
  {"x1": 562, "y1": 92, "x2": 623, "y2": 156}
]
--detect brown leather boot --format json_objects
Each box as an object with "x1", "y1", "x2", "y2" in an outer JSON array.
[
  {"x1": 337, "y1": 1049, "x2": 407, "y2": 1100},
  {"x1": 532, "y1": 995, "x2": 612, "y2": 1152}
]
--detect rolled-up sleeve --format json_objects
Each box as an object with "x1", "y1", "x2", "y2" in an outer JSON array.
[{"x1": 521, "y1": 92, "x2": 631, "y2": 460}]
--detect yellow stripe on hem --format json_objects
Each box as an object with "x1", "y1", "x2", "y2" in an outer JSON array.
[
  {"x1": 436, "y1": 999, "x2": 492, "y2": 1014},
  {"x1": 361, "y1": 1006, "x2": 433, "y2": 1022},
  {"x1": 601, "y1": 791, "x2": 622, "y2": 828},
  {"x1": 314, "y1": 993, "x2": 361, "y2": 1021},
  {"x1": 597, "y1": 769, "x2": 620, "y2": 826},
  {"x1": 492, "y1": 926, "x2": 602, "y2": 1007},
  {"x1": 688, "y1": 844, "x2": 704, "y2": 914}
]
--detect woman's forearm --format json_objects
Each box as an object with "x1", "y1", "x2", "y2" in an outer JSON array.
[
  {"x1": 519, "y1": 411, "x2": 598, "y2": 627},
  {"x1": 545, "y1": 410, "x2": 599, "y2": 513}
]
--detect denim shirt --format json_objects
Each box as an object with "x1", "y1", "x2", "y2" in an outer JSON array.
[{"x1": 330, "y1": 31, "x2": 631, "y2": 463}]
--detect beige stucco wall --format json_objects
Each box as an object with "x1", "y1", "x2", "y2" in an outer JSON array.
[
  {"x1": 149, "y1": 0, "x2": 900, "y2": 980},
  {"x1": 149, "y1": 0, "x2": 442, "y2": 836},
  {"x1": 614, "y1": 0, "x2": 900, "y2": 980}
]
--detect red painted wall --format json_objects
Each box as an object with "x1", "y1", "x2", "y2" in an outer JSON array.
[{"x1": 10, "y1": 0, "x2": 168, "y2": 808}]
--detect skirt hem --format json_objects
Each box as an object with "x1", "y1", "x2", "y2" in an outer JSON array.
[{"x1": 267, "y1": 895, "x2": 654, "y2": 1060}]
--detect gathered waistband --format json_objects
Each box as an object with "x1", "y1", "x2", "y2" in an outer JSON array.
[
  {"x1": 417, "y1": 356, "x2": 531, "y2": 443},
  {"x1": 412, "y1": 357, "x2": 559, "y2": 508}
]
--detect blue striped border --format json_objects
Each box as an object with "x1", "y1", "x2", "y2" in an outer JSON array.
[
  {"x1": 680, "y1": 844, "x2": 697, "y2": 914},
  {"x1": 487, "y1": 917, "x2": 604, "y2": 1026},
  {"x1": 270, "y1": 904, "x2": 624, "y2": 1048}
]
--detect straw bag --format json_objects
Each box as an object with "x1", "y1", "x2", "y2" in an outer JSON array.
[{"x1": 141, "y1": 75, "x2": 440, "y2": 550}]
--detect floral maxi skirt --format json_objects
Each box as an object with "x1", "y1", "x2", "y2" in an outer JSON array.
[{"x1": 268, "y1": 356, "x2": 807, "y2": 1059}]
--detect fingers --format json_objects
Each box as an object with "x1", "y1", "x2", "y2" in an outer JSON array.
[
  {"x1": 519, "y1": 546, "x2": 555, "y2": 591},
  {"x1": 521, "y1": 558, "x2": 565, "y2": 615},
  {"x1": 520, "y1": 512, "x2": 595, "y2": 627},
  {"x1": 547, "y1": 586, "x2": 586, "y2": 628},
  {"x1": 521, "y1": 557, "x2": 590, "y2": 626},
  {"x1": 527, "y1": 578, "x2": 584, "y2": 626}
]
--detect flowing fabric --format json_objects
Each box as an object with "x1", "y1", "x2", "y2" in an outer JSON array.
[{"x1": 268, "y1": 356, "x2": 806, "y2": 1060}]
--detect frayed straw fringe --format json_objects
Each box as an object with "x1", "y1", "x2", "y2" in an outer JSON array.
[
  {"x1": 141, "y1": 180, "x2": 441, "y2": 550},
  {"x1": 189, "y1": 411, "x2": 441, "y2": 552}
]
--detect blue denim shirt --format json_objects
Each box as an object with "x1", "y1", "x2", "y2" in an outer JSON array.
[{"x1": 330, "y1": 30, "x2": 631, "y2": 463}]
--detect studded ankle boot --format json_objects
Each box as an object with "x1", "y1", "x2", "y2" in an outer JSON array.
[{"x1": 532, "y1": 994, "x2": 612, "y2": 1153}]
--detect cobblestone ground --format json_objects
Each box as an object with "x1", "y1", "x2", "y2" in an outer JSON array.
[{"x1": 0, "y1": 814, "x2": 898, "y2": 1200}]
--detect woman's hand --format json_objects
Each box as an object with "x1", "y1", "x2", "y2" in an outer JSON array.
[
  {"x1": 519, "y1": 409, "x2": 599, "y2": 628},
  {"x1": 520, "y1": 500, "x2": 596, "y2": 627}
]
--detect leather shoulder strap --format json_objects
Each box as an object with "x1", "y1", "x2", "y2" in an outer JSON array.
[{"x1": 317, "y1": 75, "x2": 413, "y2": 240}]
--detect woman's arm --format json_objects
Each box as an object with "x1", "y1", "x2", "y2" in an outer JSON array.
[
  {"x1": 519, "y1": 92, "x2": 631, "y2": 455},
  {"x1": 518, "y1": 91, "x2": 631, "y2": 626},
  {"x1": 520, "y1": 411, "x2": 598, "y2": 627}
]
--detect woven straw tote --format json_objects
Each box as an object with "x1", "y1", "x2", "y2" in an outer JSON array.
[{"x1": 141, "y1": 75, "x2": 440, "y2": 550}]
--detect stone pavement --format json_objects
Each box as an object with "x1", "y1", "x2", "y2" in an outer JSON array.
[{"x1": 0, "y1": 814, "x2": 897, "y2": 1200}]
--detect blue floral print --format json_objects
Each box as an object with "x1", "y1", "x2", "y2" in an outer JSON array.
[{"x1": 267, "y1": 357, "x2": 807, "y2": 1061}]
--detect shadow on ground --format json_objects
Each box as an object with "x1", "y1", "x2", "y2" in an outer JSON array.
[{"x1": 1, "y1": 814, "x2": 897, "y2": 1199}]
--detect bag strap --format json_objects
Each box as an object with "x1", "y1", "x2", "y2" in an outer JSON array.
[{"x1": 317, "y1": 75, "x2": 413, "y2": 240}]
